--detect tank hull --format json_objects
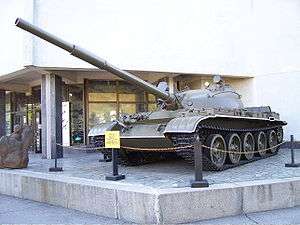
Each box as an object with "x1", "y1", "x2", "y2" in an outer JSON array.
[
  {"x1": 121, "y1": 137, "x2": 173, "y2": 149},
  {"x1": 90, "y1": 112, "x2": 286, "y2": 170}
]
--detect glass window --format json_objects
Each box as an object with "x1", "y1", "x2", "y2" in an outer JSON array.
[
  {"x1": 118, "y1": 81, "x2": 138, "y2": 93},
  {"x1": 148, "y1": 103, "x2": 157, "y2": 111},
  {"x1": 26, "y1": 104, "x2": 33, "y2": 126},
  {"x1": 119, "y1": 93, "x2": 136, "y2": 102},
  {"x1": 88, "y1": 80, "x2": 116, "y2": 93},
  {"x1": 88, "y1": 103, "x2": 117, "y2": 129},
  {"x1": 119, "y1": 103, "x2": 136, "y2": 115},
  {"x1": 88, "y1": 93, "x2": 117, "y2": 102},
  {"x1": 119, "y1": 103, "x2": 147, "y2": 115},
  {"x1": 118, "y1": 81, "x2": 146, "y2": 103},
  {"x1": 136, "y1": 103, "x2": 147, "y2": 113},
  {"x1": 148, "y1": 94, "x2": 156, "y2": 102},
  {"x1": 5, "y1": 92, "x2": 11, "y2": 134},
  {"x1": 147, "y1": 94, "x2": 157, "y2": 111},
  {"x1": 87, "y1": 80, "x2": 157, "y2": 131},
  {"x1": 69, "y1": 84, "x2": 84, "y2": 145}
]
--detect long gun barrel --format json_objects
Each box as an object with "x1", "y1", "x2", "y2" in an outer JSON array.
[{"x1": 15, "y1": 18, "x2": 173, "y2": 102}]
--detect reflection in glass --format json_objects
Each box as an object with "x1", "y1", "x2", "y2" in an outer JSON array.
[
  {"x1": 26, "y1": 104, "x2": 33, "y2": 126},
  {"x1": 88, "y1": 103, "x2": 117, "y2": 130},
  {"x1": 69, "y1": 84, "x2": 84, "y2": 145},
  {"x1": 119, "y1": 103, "x2": 136, "y2": 115},
  {"x1": 88, "y1": 80, "x2": 116, "y2": 93},
  {"x1": 118, "y1": 81, "x2": 146, "y2": 102},
  {"x1": 87, "y1": 80, "x2": 158, "y2": 129},
  {"x1": 88, "y1": 93, "x2": 117, "y2": 102},
  {"x1": 148, "y1": 103, "x2": 157, "y2": 112},
  {"x1": 118, "y1": 93, "x2": 136, "y2": 102},
  {"x1": 148, "y1": 94, "x2": 156, "y2": 102}
]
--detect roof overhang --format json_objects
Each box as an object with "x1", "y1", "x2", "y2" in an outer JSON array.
[{"x1": 0, "y1": 65, "x2": 253, "y2": 93}]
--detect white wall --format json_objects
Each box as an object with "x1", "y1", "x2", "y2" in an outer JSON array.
[
  {"x1": 250, "y1": 0, "x2": 300, "y2": 139},
  {"x1": 255, "y1": 72, "x2": 300, "y2": 139},
  {"x1": 31, "y1": 0, "x2": 251, "y2": 75},
  {"x1": 28, "y1": 0, "x2": 298, "y2": 76},
  {"x1": 0, "y1": 0, "x2": 34, "y2": 76},
  {"x1": 1, "y1": 0, "x2": 299, "y2": 139},
  {"x1": 1, "y1": 0, "x2": 299, "y2": 76},
  {"x1": 249, "y1": 0, "x2": 300, "y2": 75}
]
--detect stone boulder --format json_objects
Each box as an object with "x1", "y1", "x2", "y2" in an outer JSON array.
[{"x1": 0, "y1": 125, "x2": 34, "y2": 169}]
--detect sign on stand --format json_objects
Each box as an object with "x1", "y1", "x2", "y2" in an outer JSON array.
[
  {"x1": 105, "y1": 130, "x2": 125, "y2": 181},
  {"x1": 105, "y1": 131, "x2": 120, "y2": 149}
]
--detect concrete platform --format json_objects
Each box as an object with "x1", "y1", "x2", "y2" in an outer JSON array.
[{"x1": 0, "y1": 149, "x2": 299, "y2": 223}]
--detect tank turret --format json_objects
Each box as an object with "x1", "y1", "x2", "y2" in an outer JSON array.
[{"x1": 177, "y1": 75, "x2": 244, "y2": 110}]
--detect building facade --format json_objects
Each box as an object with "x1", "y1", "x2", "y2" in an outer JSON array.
[{"x1": 1, "y1": 0, "x2": 299, "y2": 158}]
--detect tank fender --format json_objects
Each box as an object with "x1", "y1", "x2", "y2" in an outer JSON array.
[
  {"x1": 164, "y1": 116, "x2": 206, "y2": 134},
  {"x1": 88, "y1": 120, "x2": 125, "y2": 137},
  {"x1": 163, "y1": 115, "x2": 287, "y2": 135}
]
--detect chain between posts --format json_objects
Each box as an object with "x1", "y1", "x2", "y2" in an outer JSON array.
[{"x1": 57, "y1": 141, "x2": 287, "y2": 154}]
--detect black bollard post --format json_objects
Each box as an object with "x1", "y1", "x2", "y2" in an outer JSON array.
[
  {"x1": 285, "y1": 135, "x2": 300, "y2": 167},
  {"x1": 105, "y1": 148, "x2": 125, "y2": 181},
  {"x1": 49, "y1": 144, "x2": 63, "y2": 172},
  {"x1": 190, "y1": 140, "x2": 209, "y2": 188}
]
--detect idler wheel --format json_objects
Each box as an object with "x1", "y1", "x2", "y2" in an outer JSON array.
[
  {"x1": 267, "y1": 130, "x2": 278, "y2": 153},
  {"x1": 225, "y1": 133, "x2": 242, "y2": 165},
  {"x1": 205, "y1": 134, "x2": 227, "y2": 169},
  {"x1": 255, "y1": 131, "x2": 267, "y2": 157},
  {"x1": 242, "y1": 132, "x2": 255, "y2": 160}
]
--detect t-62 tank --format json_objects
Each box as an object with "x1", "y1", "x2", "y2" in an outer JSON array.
[{"x1": 16, "y1": 18, "x2": 287, "y2": 170}]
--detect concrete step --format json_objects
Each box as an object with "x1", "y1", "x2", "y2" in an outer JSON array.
[{"x1": 0, "y1": 169, "x2": 299, "y2": 223}]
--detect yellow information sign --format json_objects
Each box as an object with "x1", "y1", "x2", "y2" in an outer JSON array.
[{"x1": 105, "y1": 131, "x2": 120, "y2": 149}]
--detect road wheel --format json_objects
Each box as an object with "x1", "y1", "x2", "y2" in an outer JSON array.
[
  {"x1": 255, "y1": 131, "x2": 267, "y2": 157},
  {"x1": 226, "y1": 133, "x2": 242, "y2": 165},
  {"x1": 242, "y1": 132, "x2": 255, "y2": 160},
  {"x1": 205, "y1": 134, "x2": 227, "y2": 170}
]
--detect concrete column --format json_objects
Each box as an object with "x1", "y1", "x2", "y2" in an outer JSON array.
[
  {"x1": 41, "y1": 74, "x2": 63, "y2": 159},
  {"x1": 168, "y1": 77, "x2": 175, "y2": 94},
  {"x1": 0, "y1": 90, "x2": 5, "y2": 137}
]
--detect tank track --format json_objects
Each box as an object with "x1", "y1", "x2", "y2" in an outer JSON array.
[
  {"x1": 91, "y1": 136, "x2": 179, "y2": 166},
  {"x1": 171, "y1": 122, "x2": 283, "y2": 171}
]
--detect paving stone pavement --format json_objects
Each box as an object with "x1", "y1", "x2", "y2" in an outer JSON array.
[
  {"x1": 0, "y1": 194, "x2": 299, "y2": 224},
  {"x1": 198, "y1": 206, "x2": 300, "y2": 224},
  {"x1": 16, "y1": 148, "x2": 300, "y2": 188},
  {"x1": 0, "y1": 194, "x2": 126, "y2": 224}
]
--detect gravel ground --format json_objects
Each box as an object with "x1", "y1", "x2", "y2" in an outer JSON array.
[{"x1": 17, "y1": 147, "x2": 300, "y2": 188}]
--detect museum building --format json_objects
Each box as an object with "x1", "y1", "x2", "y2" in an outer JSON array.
[
  {"x1": 1, "y1": 0, "x2": 300, "y2": 158},
  {"x1": 0, "y1": 65, "x2": 251, "y2": 158}
]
